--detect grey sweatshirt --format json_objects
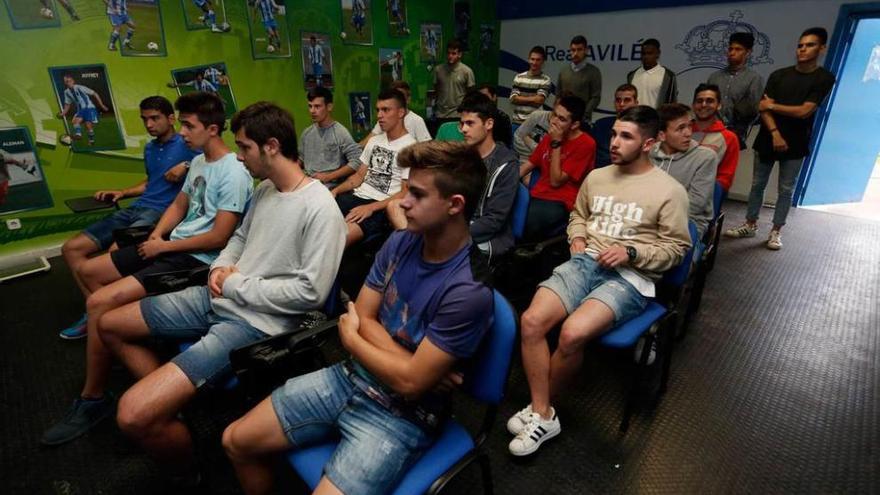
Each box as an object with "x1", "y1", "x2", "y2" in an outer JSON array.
[
  {"x1": 300, "y1": 122, "x2": 363, "y2": 174},
  {"x1": 650, "y1": 140, "x2": 717, "y2": 237},
  {"x1": 471, "y1": 143, "x2": 519, "y2": 258},
  {"x1": 211, "y1": 179, "x2": 347, "y2": 336}
]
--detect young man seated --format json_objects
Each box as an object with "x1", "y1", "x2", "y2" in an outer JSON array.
[
  {"x1": 222, "y1": 141, "x2": 495, "y2": 495},
  {"x1": 40, "y1": 91, "x2": 253, "y2": 447},
  {"x1": 332, "y1": 89, "x2": 417, "y2": 247},
  {"x1": 98, "y1": 102, "x2": 346, "y2": 486},
  {"x1": 590, "y1": 84, "x2": 639, "y2": 168},
  {"x1": 519, "y1": 95, "x2": 596, "y2": 241},
  {"x1": 650, "y1": 103, "x2": 718, "y2": 237},
  {"x1": 359, "y1": 81, "x2": 431, "y2": 146},
  {"x1": 508, "y1": 106, "x2": 691, "y2": 456},
  {"x1": 299, "y1": 87, "x2": 363, "y2": 189},
  {"x1": 691, "y1": 83, "x2": 740, "y2": 193},
  {"x1": 58, "y1": 96, "x2": 198, "y2": 339}
]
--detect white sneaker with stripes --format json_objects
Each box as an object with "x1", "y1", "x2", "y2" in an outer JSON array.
[{"x1": 508, "y1": 408, "x2": 561, "y2": 456}]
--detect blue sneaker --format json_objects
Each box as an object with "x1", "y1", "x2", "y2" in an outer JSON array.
[
  {"x1": 41, "y1": 394, "x2": 116, "y2": 446},
  {"x1": 59, "y1": 314, "x2": 87, "y2": 340}
]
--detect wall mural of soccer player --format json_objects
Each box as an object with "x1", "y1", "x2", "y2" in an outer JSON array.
[
  {"x1": 169, "y1": 62, "x2": 237, "y2": 119},
  {"x1": 379, "y1": 47, "x2": 403, "y2": 89},
  {"x1": 246, "y1": 0, "x2": 290, "y2": 59},
  {"x1": 479, "y1": 22, "x2": 494, "y2": 61},
  {"x1": 3, "y1": 0, "x2": 61, "y2": 29},
  {"x1": 386, "y1": 0, "x2": 408, "y2": 37},
  {"x1": 104, "y1": 0, "x2": 137, "y2": 52},
  {"x1": 302, "y1": 31, "x2": 334, "y2": 89},
  {"x1": 340, "y1": 0, "x2": 371, "y2": 46},
  {"x1": 348, "y1": 92, "x2": 372, "y2": 141},
  {"x1": 420, "y1": 22, "x2": 441, "y2": 63},
  {"x1": 0, "y1": 127, "x2": 52, "y2": 215},
  {"x1": 116, "y1": 0, "x2": 168, "y2": 57},
  {"x1": 453, "y1": 0, "x2": 470, "y2": 51},
  {"x1": 49, "y1": 64, "x2": 125, "y2": 152},
  {"x1": 180, "y1": 0, "x2": 229, "y2": 32}
]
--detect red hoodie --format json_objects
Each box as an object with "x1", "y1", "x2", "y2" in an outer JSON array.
[{"x1": 692, "y1": 119, "x2": 739, "y2": 191}]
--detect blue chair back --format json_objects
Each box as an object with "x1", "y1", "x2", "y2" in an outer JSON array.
[
  {"x1": 661, "y1": 220, "x2": 699, "y2": 288},
  {"x1": 511, "y1": 184, "x2": 530, "y2": 240},
  {"x1": 462, "y1": 290, "x2": 517, "y2": 404},
  {"x1": 713, "y1": 182, "x2": 725, "y2": 219},
  {"x1": 527, "y1": 167, "x2": 541, "y2": 189}
]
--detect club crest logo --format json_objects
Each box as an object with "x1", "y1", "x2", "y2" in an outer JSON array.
[{"x1": 676, "y1": 10, "x2": 773, "y2": 68}]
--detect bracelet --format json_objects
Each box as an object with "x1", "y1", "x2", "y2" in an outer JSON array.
[{"x1": 768, "y1": 128, "x2": 778, "y2": 133}]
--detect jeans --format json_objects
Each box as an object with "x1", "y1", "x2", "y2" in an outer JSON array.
[{"x1": 746, "y1": 152, "x2": 804, "y2": 227}]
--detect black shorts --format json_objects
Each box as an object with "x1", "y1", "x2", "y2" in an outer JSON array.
[
  {"x1": 110, "y1": 244, "x2": 207, "y2": 286},
  {"x1": 336, "y1": 192, "x2": 390, "y2": 242}
]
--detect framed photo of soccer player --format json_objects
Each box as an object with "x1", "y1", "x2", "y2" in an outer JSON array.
[
  {"x1": 169, "y1": 63, "x2": 237, "y2": 119},
  {"x1": 378, "y1": 48, "x2": 403, "y2": 90},
  {"x1": 348, "y1": 92, "x2": 372, "y2": 142},
  {"x1": 0, "y1": 127, "x2": 53, "y2": 215},
  {"x1": 386, "y1": 0, "x2": 408, "y2": 37},
  {"x1": 48, "y1": 65, "x2": 125, "y2": 152},
  {"x1": 301, "y1": 31, "x2": 334, "y2": 89},
  {"x1": 419, "y1": 22, "x2": 441, "y2": 63},
  {"x1": 116, "y1": 0, "x2": 168, "y2": 57},
  {"x1": 3, "y1": 0, "x2": 62, "y2": 29},
  {"x1": 478, "y1": 22, "x2": 495, "y2": 61},
  {"x1": 179, "y1": 0, "x2": 229, "y2": 32},
  {"x1": 245, "y1": 0, "x2": 291, "y2": 59},
  {"x1": 453, "y1": 0, "x2": 470, "y2": 51},
  {"x1": 340, "y1": 0, "x2": 371, "y2": 46}
]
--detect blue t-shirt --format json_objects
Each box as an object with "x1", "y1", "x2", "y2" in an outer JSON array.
[
  {"x1": 134, "y1": 133, "x2": 199, "y2": 212},
  {"x1": 171, "y1": 152, "x2": 254, "y2": 264}
]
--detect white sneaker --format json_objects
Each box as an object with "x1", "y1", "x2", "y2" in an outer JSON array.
[
  {"x1": 724, "y1": 222, "x2": 758, "y2": 238},
  {"x1": 508, "y1": 408, "x2": 561, "y2": 456},
  {"x1": 633, "y1": 337, "x2": 657, "y2": 366},
  {"x1": 766, "y1": 230, "x2": 782, "y2": 250},
  {"x1": 506, "y1": 404, "x2": 533, "y2": 435}
]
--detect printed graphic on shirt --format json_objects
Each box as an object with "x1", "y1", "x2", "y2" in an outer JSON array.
[
  {"x1": 188, "y1": 175, "x2": 208, "y2": 218},
  {"x1": 588, "y1": 195, "x2": 645, "y2": 240},
  {"x1": 363, "y1": 146, "x2": 396, "y2": 194}
]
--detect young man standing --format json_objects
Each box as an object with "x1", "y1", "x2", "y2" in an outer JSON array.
[
  {"x1": 707, "y1": 32, "x2": 764, "y2": 148},
  {"x1": 725, "y1": 27, "x2": 835, "y2": 250},
  {"x1": 556, "y1": 35, "x2": 602, "y2": 124},
  {"x1": 59, "y1": 96, "x2": 197, "y2": 340},
  {"x1": 222, "y1": 141, "x2": 494, "y2": 495},
  {"x1": 332, "y1": 89, "x2": 417, "y2": 247},
  {"x1": 299, "y1": 87, "x2": 362, "y2": 189},
  {"x1": 691, "y1": 83, "x2": 740, "y2": 193},
  {"x1": 432, "y1": 39, "x2": 476, "y2": 126},
  {"x1": 93, "y1": 102, "x2": 345, "y2": 485},
  {"x1": 360, "y1": 80, "x2": 431, "y2": 146},
  {"x1": 519, "y1": 95, "x2": 596, "y2": 241},
  {"x1": 650, "y1": 103, "x2": 718, "y2": 237},
  {"x1": 41, "y1": 92, "x2": 253, "y2": 447},
  {"x1": 508, "y1": 106, "x2": 691, "y2": 456},
  {"x1": 627, "y1": 38, "x2": 678, "y2": 109},
  {"x1": 510, "y1": 46, "x2": 552, "y2": 125},
  {"x1": 591, "y1": 84, "x2": 640, "y2": 168}
]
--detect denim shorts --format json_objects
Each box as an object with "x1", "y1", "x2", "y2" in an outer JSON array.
[
  {"x1": 539, "y1": 254, "x2": 648, "y2": 324},
  {"x1": 140, "y1": 285, "x2": 268, "y2": 389},
  {"x1": 83, "y1": 206, "x2": 163, "y2": 250},
  {"x1": 271, "y1": 362, "x2": 433, "y2": 495}
]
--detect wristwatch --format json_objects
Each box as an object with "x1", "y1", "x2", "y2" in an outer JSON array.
[
  {"x1": 550, "y1": 139, "x2": 562, "y2": 149},
  {"x1": 626, "y1": 246, "x2": 637, "y2": 263}
]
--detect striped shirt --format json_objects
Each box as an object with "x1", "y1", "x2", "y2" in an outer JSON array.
[
  {"x1": 509, "y1": 71, "x2": 551, "y2": 123},
  {"x1": 256, "y1": 0, "x2": 275, "y2": 22},
  {"x1": 203, "y1": 67, "x2": 223, "y2": 86},
  {"x1": 63, "y1": 84, "x2": 96, "y2": 110},
  {"x1": 106, "y1": 0, "x2": 127, "y2": 15}
]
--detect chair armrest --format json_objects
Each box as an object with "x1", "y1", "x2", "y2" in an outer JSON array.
[
  {"x1": 64, "y1": 196, "x2": 118, "y2": 213},
  {"x1": 112, "y1": 225, "x2": 153, "y2": 247}
]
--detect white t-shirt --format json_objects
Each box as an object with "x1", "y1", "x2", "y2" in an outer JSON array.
[
  {"x1": 371, "y1": 111, "x2": 431, "y2": 142},
  {"x1": 631, "y1": 65, "x2": 666, "y2": 108},
  {"x1": 354, "y1": 132, "x2": 417, "y2": 201}
]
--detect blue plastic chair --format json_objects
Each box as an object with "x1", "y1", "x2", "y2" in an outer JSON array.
[
  {"x1": 511, "y1": 183, "x2": 530, "y2": 241},
  {"x1": 287, "y1": 290, "x2": 517, "y2": 495},
  {"x1": 597, "y1": 221, "x2": 699, "y2": 431}
]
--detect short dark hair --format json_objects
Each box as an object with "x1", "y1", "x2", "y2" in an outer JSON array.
[
  {"x1": 556, "y1": 95, "x2": 586, "y2": 127},
  {"x1": 63, "y1": 73, "x2": 75, "y2": 80},
  {"x1": 729, "y1": 32, "x2": 755, "y2": 50},
  {"x1": 642, "y1": 38, "x2": 661, "y2": 50},
  {"x1": 377, "y1": 88, "x2": 407, "y2": 110},
  {"x1": 231, "y1": 101, "x2": 298, "y2": 160},
  {"x1": 528, "y1": 45, "x2": 546, "y2": 59},
  {"x1": 397, "y1": 141, "x2": 487, "y2": 221},
  {"x1": 457, "y1": 91, "x2": 495, "y2": 122},
  {"x1": 307, "y1": 86, "x2": 333, "y2": 104},
  {"x1": 476, "y1": 83, "x2": 496, "y2": 98},
  {"x1": 447, "y1": 39, "x2": 463, "y2": 52},
  {"x1": 570, "y1": 35, "x2": 587, "y2": 47},
  {"x1": 618, "y1": 105, "x2": 660, "y2": 139},
  {"x1": 657, "y1": 103, "x2": 692, "y2": 131},
  {"x1": 693, "y1": 83, "x2": 721, "y2": 102},
  {"x1": 615, "y1": 83, "x2": 638, "y2": 97},
  {"x1": 389, "y1": 80, "x2": 411, "y2": 94},
  {"x1": 801, "y1": 27, "x2": 828, "y2": 45},
  {"x1": 139, "y1": 96, "x2": 174, "y2": 116},
  {"x1": 175, "y1": 92, "x2": 226, "y2": 133}
]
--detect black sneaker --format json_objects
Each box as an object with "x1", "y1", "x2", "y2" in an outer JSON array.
[{"x1": 41, "y1": 394, "x2": 115, "y2": 446}]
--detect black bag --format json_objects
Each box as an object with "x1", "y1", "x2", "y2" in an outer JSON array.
[{"x1": 229, "y1": 313, "x2": 337, "y2": 398}]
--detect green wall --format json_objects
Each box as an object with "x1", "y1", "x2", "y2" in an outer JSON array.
[{"x1": 0, "y1": 0, "x2": 498, "y2": 256}]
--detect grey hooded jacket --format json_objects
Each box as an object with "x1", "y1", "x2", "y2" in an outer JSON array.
[{"x1": 650, "y1": 140, "x2": 717, "y2": 236}]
